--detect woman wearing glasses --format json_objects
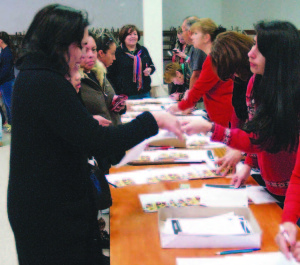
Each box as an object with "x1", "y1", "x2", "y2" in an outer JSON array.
[
  {"x1": 107, "y1": 24, "x2": 155, "y2": 99},
  {"x1": 8, "y1": 4, "x2": 182, "y2": 264}
]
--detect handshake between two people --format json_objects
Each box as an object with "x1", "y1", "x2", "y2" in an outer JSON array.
[
  {"x1": 94, "y1": 112, "x2": 244, "y2": 180},
  {"x1": 94, "y1": 112, "x2": 212, "y2": 142}
]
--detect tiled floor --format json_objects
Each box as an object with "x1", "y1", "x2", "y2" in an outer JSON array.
[{"x1": 0, "y1": 132, "x2": 18, "y2": 265}]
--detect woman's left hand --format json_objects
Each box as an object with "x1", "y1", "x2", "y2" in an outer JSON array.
[
  {"x1": 143, "y1": 67, "x2": 152, "y2": 76},
  {"x1": 93, "y1": 115, "x2": 112, "y2": 126},
  {"x1": 180, "y1": 117, "x2": 212, "y2": 135},
  {"x1": 215, "y1": 148, "x2": 243, "y2": 176}
]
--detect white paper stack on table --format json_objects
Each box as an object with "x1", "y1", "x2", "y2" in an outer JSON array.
[
  {"x1": 176, "y1": 252, "x2": 299, "y2": 265},
  {"x1": 200, "y1": 184, "x2": 249, "y2": 207},
  {"x1": 107, "y1": 164, "x2": 222, "y2": 188},
  {"x1": 138, "y1": 183, "x2": 278, "y2": 212},
  {"x1": 114, "y1": 130, "x2": 217, "y2": 167},
  {"x1": 126, "y1": 97, "x2": 176, "y2": 105},
  {"x1": 139, "y1": 188, "x2": 204, "y2": 212},
  {"x1": 130, "y1": 149, "x2": 215, "y2": 165},
  {"x1": 162, "y1": 212, "x2": 252, "y2": 236},
  {"x1": 159, "y1": 206, "x2": 261, "y2": 248}
]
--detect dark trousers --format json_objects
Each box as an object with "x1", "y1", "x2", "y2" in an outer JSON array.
[{"x1": 0, "y1": 79, "x2": 14, "y2": 124}]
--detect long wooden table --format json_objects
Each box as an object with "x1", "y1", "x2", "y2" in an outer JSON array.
[{"x1": 109, "y1": 162, "x2": 294, "y2": 265}]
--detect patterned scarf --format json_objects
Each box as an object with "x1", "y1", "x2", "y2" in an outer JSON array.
[{"x1": 122, "y1": 44, "x2": 143, "y2": 90}]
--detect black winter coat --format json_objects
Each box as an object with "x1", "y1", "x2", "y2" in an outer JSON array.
[
  {"x1": 107, "y1": 43, "x2": 155, "y2": 96},
  {"x1": 8, "y1": 53, "x2": 158, "y2": 264}
]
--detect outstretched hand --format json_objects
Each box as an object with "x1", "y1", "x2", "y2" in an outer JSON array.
[
  {"x1": 180, "y1": 117, "x2": 212, "y2": 135},
  {"x1": 229, "y1": 164, "x2": 251, "y2": 188},
  {"x1": 215, "y1": 148, "x2": 243, "y2": 176},
  {"x1": 152, "y1": 112, "x2": 184, "y2": 141}
]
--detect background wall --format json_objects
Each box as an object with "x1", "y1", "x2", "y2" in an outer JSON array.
[
  {"x1": 3, "y1": 0, "x2": 300, "y2": 34},
  {"x1": 162, "y1": 0, "x2": 223, "y2": 29},
  {"x1": 222, "y1": 0, "x2": 300, "y2": 30},
  {"x1": 1, "y1": 0, "x2": 143, "y2": 34}
]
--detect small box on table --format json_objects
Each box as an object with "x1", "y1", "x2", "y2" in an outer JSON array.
[{"x1": 158, "y1": 206, "x2": 262, "y2": 249}]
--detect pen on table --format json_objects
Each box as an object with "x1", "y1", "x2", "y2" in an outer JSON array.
[
  {"x1": 108, "y1": 182, "x2": 117, "y2": 188},
  {"x1": 279, "y1": 225, "x2": 292, "y2": 248},
  {"x1": 146, "y1": 146, "x2": 173, "y2": 150},
  {"x1": 216, "y1": 248, "x2": 260, "y2": 255}
]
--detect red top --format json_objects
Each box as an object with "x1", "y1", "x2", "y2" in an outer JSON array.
[
  {"x1": 178, "y1": 55, "x2": 234, "y2": 127},
  {"x1": 282, "y1": 145, "x2": 300, "y2": 223},
  {"x1": 211, "y1": 75, "x2": 297, "y2": 196}
]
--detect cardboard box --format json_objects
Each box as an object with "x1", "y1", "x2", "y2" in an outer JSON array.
[{"x1": 158, "y1": 206, "x2": 262, "y2": 249}]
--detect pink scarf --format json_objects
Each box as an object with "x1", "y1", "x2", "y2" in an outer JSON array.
[{"x1": 122, "y1": 44, "x2": 143, "y2": 90}]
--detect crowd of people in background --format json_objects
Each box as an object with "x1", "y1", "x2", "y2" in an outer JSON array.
[{"x1": 2, "y1": 3, "x2": 300, "y2": 264}]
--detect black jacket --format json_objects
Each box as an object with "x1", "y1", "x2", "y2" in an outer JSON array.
[
  {"x1": 107, "y1": 43, "x2": 155, "y2": 96},
  {"x1": 8, "y1": 52, "x2": 158, "y2": 261},
  {"x1": 0, "y1": 46, "x2": 15, "y2": 85}
]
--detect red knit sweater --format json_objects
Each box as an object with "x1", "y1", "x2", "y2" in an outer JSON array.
[
  {"x1": 282, "y1": 146, "x2": 300, "y2": 223},
  {"x1": 178, "y1": 55, "x2": 234, "y2": 127},
  {"x1": 211, "y1": 75, "x2": 297, "y2": 196}
]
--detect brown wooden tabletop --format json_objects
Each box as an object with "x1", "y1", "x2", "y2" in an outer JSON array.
[{"x1": 109, "y1": 153, "x2": 297, "y2": 265}]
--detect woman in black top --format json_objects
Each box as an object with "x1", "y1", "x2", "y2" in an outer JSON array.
[
  {"x1": 8, "y1": 4, "x2": 182, "y2": 265},
  {"x1": 107, "y1": 24, "x2": 155, "y2": 99}
]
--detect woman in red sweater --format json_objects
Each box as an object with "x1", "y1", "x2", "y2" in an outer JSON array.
[
  {"x1": 208, "y1": 31, "x2": 254, "y2": 175},
  {"x1": 168, "y1": 18, "x2": 233, "y2": 127},
  {"x1": 181, "y1": 20, "x2": 300, "y2": 207}
]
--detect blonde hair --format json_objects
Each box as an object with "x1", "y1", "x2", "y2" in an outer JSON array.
[
  {"x1": 164, "y1": 62, "x2": 181, "y2": 83},
  {"x1": 191, "y1": 18, "x2": 226, "y2": 42}
]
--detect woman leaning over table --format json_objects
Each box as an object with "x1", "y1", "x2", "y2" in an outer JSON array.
[
  {"x1": 168, "y1": 18, "x2": 233, "y2": 128},
  {"x1": 204, "y1": 31, "x2": 253, "y2": 176},
  {"x1": 107, "y1": 24, "x2": 155, "y2": 99},
  {"x1": 8, "y1": 4, "x2": 182, "y2": 265},
  {"x1": 181, "y1": 20, "x2": 299, "y2": 204}
]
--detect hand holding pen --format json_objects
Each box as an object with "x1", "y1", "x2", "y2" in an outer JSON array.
[{"x1": 275, "y1": 223, "x2": 297, "y2": 260}]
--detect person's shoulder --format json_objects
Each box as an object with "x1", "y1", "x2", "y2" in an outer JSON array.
[
  {"x1": 2, "y1": 46, "x2": 13, "y2": 57},
  {"x1": 138, "y1": 44, "x2": 149, "y2": 53},
  {"x1": 193, "y1": 48, "x2": 206, "y2": 58}
]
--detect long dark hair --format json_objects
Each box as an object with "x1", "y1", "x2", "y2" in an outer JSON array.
[
  {"x1": 20, "y1": 4, "x2": 89, "y2": 74},
  {"x1": 0, "y1": 31, "x2": 17, "y2": 63},
  {"x1": 244, "y1": 21, "x2": 300, "y2": 153}
]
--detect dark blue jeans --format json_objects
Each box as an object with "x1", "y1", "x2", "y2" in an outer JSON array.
[{"x1": 0, "y1": 79, "x2": 14, "y2": 124}]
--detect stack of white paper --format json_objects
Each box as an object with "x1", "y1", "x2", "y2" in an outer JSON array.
[
  {"x1": 176, "y1": 252, "x2": 299, "y2": 265},
  {"x1": 200, "y1": 185, "x2": 248, "y2": 207},
  {"x1": 162, "y1": 212, "x2": 251, "y2": 236},
  {"x1": 246, "y1": 186, "x2": 279, "y2": 204},
  {"x1": 107, "y1": 164, "x2": 221, "y2": 188}
]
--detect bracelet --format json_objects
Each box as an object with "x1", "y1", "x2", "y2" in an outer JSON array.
[
  {"x1": 185, "y1": 56, "x2": 189, "y2": 61},
  {"x1": 206, "y1": 122, "x2": 215, "y2": 137}
]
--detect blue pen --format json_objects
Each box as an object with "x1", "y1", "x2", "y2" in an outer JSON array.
[{"x1": 216, "y1": 248, "x2": 260, "y2": 255}]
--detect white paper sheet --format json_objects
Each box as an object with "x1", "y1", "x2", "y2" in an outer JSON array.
[
  {"x1": 177, "y1": 252, "x2": 300, "y2": 265},
  {"x1": 200, "y1": 185, "x2": 248, "y2": 207},
  {"x1": 162, "y1": 213, "x2": 248, "y2": 236},
  {"x1": 247, "y1": 186, "x2": 278, "y2": 204}
]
